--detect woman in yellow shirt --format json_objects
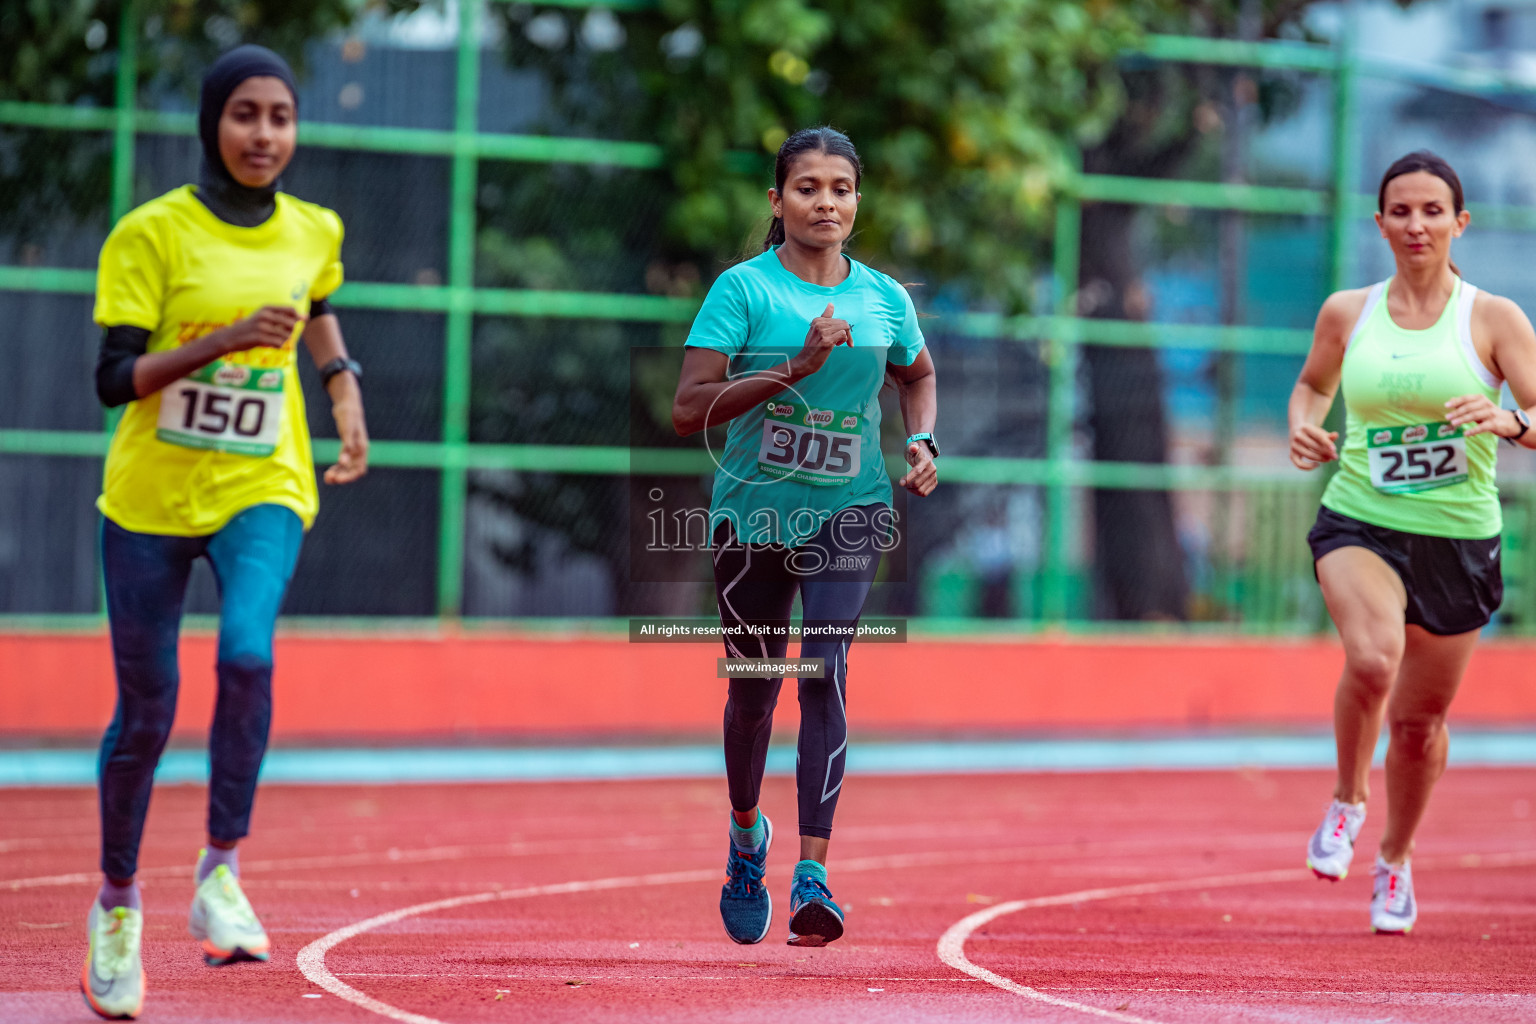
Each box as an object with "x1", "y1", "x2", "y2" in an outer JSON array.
[{"x1": 80, "y1": 46, "x2": 368, "y2": 1020}]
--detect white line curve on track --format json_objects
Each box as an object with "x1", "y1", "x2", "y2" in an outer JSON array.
[
  {"x1": 936, "y1": 849, "x2": 1536, "y2": 1022},
  {"x1": 291, "y1": 845, "x2": 1536, "y2": 1024},
  {"x1": 296, "y1": 868, "x2": 718, "y2": 1024},
  {"x1": 295, "y1": 844, "x2": 1120, "y2": 1024},
  {"x1": 937, "y1": 868, "x2": 1305, "y2": 1024}
]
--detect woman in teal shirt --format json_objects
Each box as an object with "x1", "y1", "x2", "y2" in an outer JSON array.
[{"x1": 673, "y1": 126, "x2": 938, "y2": 947}]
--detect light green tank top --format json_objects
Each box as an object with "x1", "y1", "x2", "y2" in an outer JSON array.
[{"x1": 1321, "y1": 276, "x2": 1502, "y2": 539}]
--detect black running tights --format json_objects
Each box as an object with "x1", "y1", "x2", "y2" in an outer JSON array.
[{"x1": 712, "y1": 505, "x2": 885, "y2": 840}]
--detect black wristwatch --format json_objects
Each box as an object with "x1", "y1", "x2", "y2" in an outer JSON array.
[
  {"x1": 1507, "y1": 408, "x2": 1531, "y2": 446},
  {"x1": 318, "y1": 357, "x2": 362, "y2": 388}
]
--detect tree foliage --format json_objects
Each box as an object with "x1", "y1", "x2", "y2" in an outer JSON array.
[
  {"x1": 486, "y1": 0, "x2": 1353, "y2": 618},
  {"x1": 0, "y1": 1, "x2": 428, "y2": 105},
  {"x1": 9, "y1": 1, "x2": 1416, "y2": 618},
  {"x1": 496, "y1": 0, "x2": 1187, "y2": 310},
  {"x1": 0, "y1": 0, "x2": 419, "y2": 246}
]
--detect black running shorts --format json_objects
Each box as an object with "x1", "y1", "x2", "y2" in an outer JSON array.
[{"x1": 1307, "y1": 505, "x2": 1502, "y2": 636}]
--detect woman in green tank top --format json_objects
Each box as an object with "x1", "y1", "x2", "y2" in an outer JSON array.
[{"x1": 1288, "y1": 151, "x2": 1536, "y2": 934}]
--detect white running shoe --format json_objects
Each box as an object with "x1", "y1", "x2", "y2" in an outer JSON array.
[
  {"x1": 1370, "y1": 856, "x2": 1417, "y2": 934},
  {"x1": 80, "y1": 901, "x2": 145, "y2": 1020},
  {"x1": 188, "y1": 854, "x2": 270, "y2": 965},
  {"x1": 1306, "y1": 799, "x2": 1366, "y2": 880}
]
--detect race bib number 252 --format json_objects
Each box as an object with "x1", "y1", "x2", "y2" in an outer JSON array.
[{"x1": 1366, "y1": 421, "x2": 1468, "y2": 494}]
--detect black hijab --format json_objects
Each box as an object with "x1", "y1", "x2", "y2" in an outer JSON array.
[{"x1": 195, "y1": 45, "x2": 298, "y2": 228}]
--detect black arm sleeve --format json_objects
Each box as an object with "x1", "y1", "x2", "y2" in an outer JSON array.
[
  {"x1": 96, "y1": 325, "x2": 151, "y2": 408},
  {"x1": 310, "y1": 296, "x2": 336, "y2": 318}
]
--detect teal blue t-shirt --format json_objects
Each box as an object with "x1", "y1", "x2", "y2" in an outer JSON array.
[{"x1": 685, "y1": 247, "x2": 926, "y2": 546}]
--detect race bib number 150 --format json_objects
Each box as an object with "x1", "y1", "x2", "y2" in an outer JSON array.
[
  {"x1": 156, "y1": 360, "x2": 285, "y2": 457},
  {"x1": 757, "y1": 400, "x2": 862, "y2": 486},
  {"x1": 1367, "y1": 421, "x2": 1468, "y2": 494}
]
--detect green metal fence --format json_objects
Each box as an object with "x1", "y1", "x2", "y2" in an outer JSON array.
[{"x1": 7, "y1": 2, "x2": 1536, "y2": 628}]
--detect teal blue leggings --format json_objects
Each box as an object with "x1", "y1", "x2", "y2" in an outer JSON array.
[{"x1": 98, "y1": 504, "x2": 303, "y2": 880}]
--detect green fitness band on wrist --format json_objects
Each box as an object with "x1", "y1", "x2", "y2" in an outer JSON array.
[{"x1": 906, "y1": 432, "x2": 939, "y2": 457}]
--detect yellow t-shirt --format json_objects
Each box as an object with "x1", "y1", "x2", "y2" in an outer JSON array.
[{"x1": 94, "y1": 185, "x2": 344, "y2": 536}]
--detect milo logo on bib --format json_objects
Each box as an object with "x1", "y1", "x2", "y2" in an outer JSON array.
[
  {"x1": 212, "y1": 363, "x2": 254, "y2": 387},
  {"x1": 757, "y1": 400, "x2": 862, "y2": 486},
  {"x1": 1366, "y1": 420, "x2": 1468, "y2": 494}
]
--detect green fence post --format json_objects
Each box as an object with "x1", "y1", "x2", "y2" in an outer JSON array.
[
  {"x1": 110, "y1": 0, "x2": 139, "y2": 223},
  {"x1": 99, "y1": 0, "x2": 141, "y2": 617},
  {"x1": 1328, "y1": 6, "x2": 1360, "y2": 292},
  {"x1": 437, "y1": 1, "x2": 481, "y2": 618},
  {"x1": 1313, "y1": 10, "x2": 1360, "y2": 633},
  {"x1": 1042, "y1": 190, "x2": 1082, "y2": 621}
]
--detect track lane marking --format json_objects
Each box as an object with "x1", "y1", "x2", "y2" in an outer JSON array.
[
  {"x1": 937, "y1": 850, "x2": 1536, "y2": 1023},
  {"x1": 296, "y1": 843, "x2": 1178, "y2": 1024},
  {"x1": 334, "y1": 973, "x2": 983, "y2": 982},
  {"x1": 305, "y1": 839, "x2": 1513, "y2": 1024},
  {"x1": 938, "y1": 868, "x2": 1306, "y2": 1024},
  {"x1": 296, "y1": 868, "x2": 719, "y2": 1024},
  {"x1": 328, "y1": 975, "x2": 1531, "y2": 998},
  {"x1": 0, "y1": 834, "x2": 707, "y2": 891},
  {"x1": 1, "y1": 829, "x2": 1305, "y2": 892}
]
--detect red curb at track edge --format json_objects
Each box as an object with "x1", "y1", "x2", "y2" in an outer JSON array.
[{"x1": 4, "y1": 632, "x2": 1536, "y2": 740}]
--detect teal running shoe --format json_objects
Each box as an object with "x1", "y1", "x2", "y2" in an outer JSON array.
[
  {"x1": 787, "y1": 867, "x2": 844, "y2": 947},
  {"x1": 719, "y1": 813, "x2": 773, "y2": 944}
]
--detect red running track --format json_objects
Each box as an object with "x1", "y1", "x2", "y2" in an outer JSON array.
[{"x1": 1, "y1": 768, "x2": 1534, "y2": 1023}]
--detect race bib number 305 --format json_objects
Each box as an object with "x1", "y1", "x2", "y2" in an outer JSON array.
[
  {"x1": 156, "y1": 360, "x2": 284, "y2": 457},
  {"x1": 757, "y1": 400, "x2": 862, "y2": 486},
  {"x1": 1367, "y1": 421, "x2": 1468, "y2": 494}
]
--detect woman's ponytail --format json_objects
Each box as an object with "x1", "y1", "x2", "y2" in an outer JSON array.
[{"x1": 762, "y1": 216, "x2": 786, "y2": 251}]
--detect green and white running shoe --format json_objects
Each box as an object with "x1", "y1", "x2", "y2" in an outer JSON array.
[
  {"x1": 81, "y1": 901, "x2": 145, "y2": 1020},
  {"x1": 188, "y1": 853, "x2": 270, "y2": 965}
]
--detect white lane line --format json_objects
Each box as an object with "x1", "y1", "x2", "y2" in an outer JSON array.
[
  {"x1": 1025, "y1": 988, "x2": 1532, "y2": 997},
  {"x1": 938, "y1": 868, "x2": 1306, "y2": 1024},
  {"x1": 295, "y1": 842, "x2": 1123, "y2": 1024},
  {"x1": 0, "y1": 834, "x2": 698, "y2": 892},
  {"x1": 295, "y1": 868, "x2": 718, "y2": 1024},
  {"x1": 334, "y1": 973, "x2": 981, "y2": 982},
  {"x1": 3, "y1": 869, "x2": 127, "y2": 891},
  {"x1": 0, "y1": 839, "x2": 48, "y2": 855},
  {"x1": 936, "y1": 849, "x2": 1536, "y2": 1023},
  {"x1": 0, "y1": 828, "x2": 1302, "y2": 893},
  {"x1": 299, "y1": 846, "x2": 1226, "y2": 1024},
  {"x1": 296, "y1": 844, "x2": 1536, "y2": 1024},
  {"x1": 325, "y1": 976, "x2": 1527, "y2": 999}
]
